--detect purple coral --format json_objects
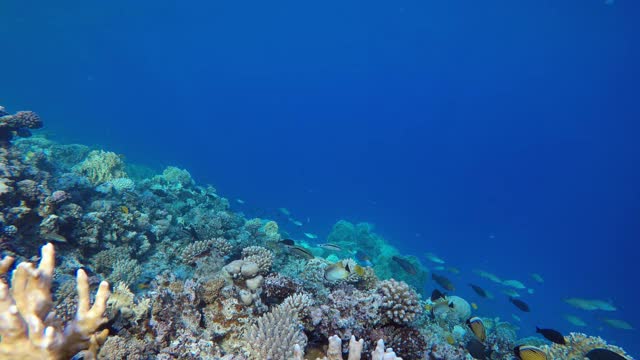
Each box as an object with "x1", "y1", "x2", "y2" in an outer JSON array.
[{"x1": 0, "y1": 108, "x2": 42, "y2": 144}]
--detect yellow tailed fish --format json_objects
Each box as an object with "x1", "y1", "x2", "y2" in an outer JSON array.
[
  {"x1": 514, "y1": 345, "x2": 547, "y2": 360},
  {"x1": 466, "y1": 316, "x2": 486, "y2": 342}
]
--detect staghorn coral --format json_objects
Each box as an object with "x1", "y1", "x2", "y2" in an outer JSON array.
[
  {"x1": 281, "y1": 292, "x2": 314, "y2": 318},
  {"x1": 244, "y1": 299, "x2": 307, "y2": 360},
  {"x1": 542, "y1": 332, "x2": 631, "y2": 359},
  {"x1": 378, "y1": 279, "x2": 422, "y2": 325},
  {"x1": 0, "y1": 243, "x2": 110, "y2": 360},
  {"x1": 73, "y1": 150, "x2": 127, "y2": 184}
]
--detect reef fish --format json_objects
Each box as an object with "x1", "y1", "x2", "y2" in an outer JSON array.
[
  {"x1": 355, "y1": 250, "x2": 373, "y2": 266},
  {"x1": 466, "y1": 338, "x2": 490, "y2": 360},
  {"x1": 509, "y1": 297, "x2": 530, "y2": 312},
  {"x1": 536, "y1": 327, "x2": 566, "y2": 345},
  {"x1": 564, "y1": 298, "x2": 617, "y2": 312},
  {"x1": 318, "y1": 243, "x2": 342, "y2": 251},
  {"x1": 563, "y1": 314, "x2": 587, "y2": 327},
  {"x1": 469, "y1": 283, "x2": 488, "y2": 298},
  {"x1": 392, "y1": 256, "x2": 418, "y2": 275},
  {"x1": 303, "y1": 232, "x2": 318, "y2": 239},
  {"x1": 503, "y1": 279, "x2": 526, "y2": 289},
  {"x1": 278, "y1": 207, "x2": 291, "y2": 216},
  {"x1": 289, "y1": 246, "x2": 314, "y2": 260},
  {"x1": 467, "y1": 317, "x2": 487, "y2": 342},
  {"x1": 432, "y1": 273, "x2": 455, "y2": 291},
  {"x1": 531, "y1": 273, "x2": 544, "y2": 283},
  {"x1": 279, "y1": 239, "x2": 295, "y2": 246},
  {"x1": 585, "y1": 349, "x2": 628, "y2": 360},
  {"x1": 601, "y1": 318, "x2": 634, "y2": 330},
  {"x1": 474, "y1": 269, "x2": 502, "y2": 284},
  {"x1": 431, "y1": 300, "x2": 454, "y2": 318},
  {"x1": 235, "y1": 199, "x2": 245, "y2": 204},
  {"x1": 502, "y1": 289, "x2": 520, "y2": 298},
  {"x1": 289, "y1": 218, "x2": 303, "y2": 226},
  {"x1": 324, "y1": 261, "x2": 364, "y2": 281},
  {"x1": 447, "y1": 266, "x2": 461, "y2": 274},
  {"x1": 514, "y1": 345, "x2": 547, "y2": 360},
  {"x1": 430, "y1": 289, "x2": 446, "y2": 302},
  {"x1": 41, "y1": 232, "x2": 67, "y2": 243},
  {"x1": 425, "y1": 252, "x2": 445, "y2": 264}
]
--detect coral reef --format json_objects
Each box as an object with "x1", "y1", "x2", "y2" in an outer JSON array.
[
  {"x1": 542, "y1": 332, "x2": 631, "y2": 359},
  {"x1": 0, "y1": 104, "x2": 633, "y2": 360}
]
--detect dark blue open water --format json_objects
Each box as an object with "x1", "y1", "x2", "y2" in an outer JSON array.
[{"x1": 2, "y1": 0, "x2": 638, "y2": 355}]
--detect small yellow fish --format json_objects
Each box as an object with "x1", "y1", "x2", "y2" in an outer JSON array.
[
  {"x1": 120, "y1": 205, "x2": 129, "y2": 214},
  {"x1": 445, "y1": 333, "x2": 455, "y2": 345},
  {"x1": 471, "y1": 302, "x2": 478, "y2": 310},
  {"x1": 137, "y1": 283, "x2": 150, "y2": 290}
]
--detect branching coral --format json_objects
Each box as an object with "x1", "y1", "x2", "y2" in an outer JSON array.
[
  {"x1": 378, "y1": 279, "x2": 422, "y2": 325},
  {"x1": 244, "y1": 299, "x2": 307, "y2": 360},
  {"x1": 241, "y1": 245, "x2": 273, "y2": 274},
  {"x1": 294, "y1": 335, "x2": 403, "y2": 360},
  {"x1": 0, "y1": 243, "x2": 111, "y2": 360},
  {"x1": 73, "y1": 150, "x2": 127, "y2": 184}
]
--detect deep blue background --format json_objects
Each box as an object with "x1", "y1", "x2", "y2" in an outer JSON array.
[{"x1": 2, "y1": 0, "x2": 638, "y2": 354}]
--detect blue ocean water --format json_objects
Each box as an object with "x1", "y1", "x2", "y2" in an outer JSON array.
[{"x1": 2, "y1": 0, "x2": 638, "y2": 355}]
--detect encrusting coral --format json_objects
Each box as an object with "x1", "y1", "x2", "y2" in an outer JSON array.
[{"x1": 0, "y1": 243, "x2": 111, "y2": 360}]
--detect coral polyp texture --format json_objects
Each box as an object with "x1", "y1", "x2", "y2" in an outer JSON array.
[
  {"x1": 378, "y1": 279, "x2": 422, "y2": 325},
  {"x1": 0, "y1": 243, "x2": 110, "y2": 360},
  {"x1": 0, "y1": 104, "x2": 634, "y2": 360}
]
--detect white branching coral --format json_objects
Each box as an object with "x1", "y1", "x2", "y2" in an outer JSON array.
[
  {"x1": 292, "y1": 335, "x2": 402, "y2": 360},
  {"x1": 244, "y1": 299, "x2": 307, "y2": 360},
  {"x1": 0, "y1": 243, "x2": 111, "y2": 360}
]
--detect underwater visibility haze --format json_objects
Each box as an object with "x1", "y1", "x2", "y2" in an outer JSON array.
[{"x1": 1, "y1": 0, "x2": 638, "y2": 359}]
